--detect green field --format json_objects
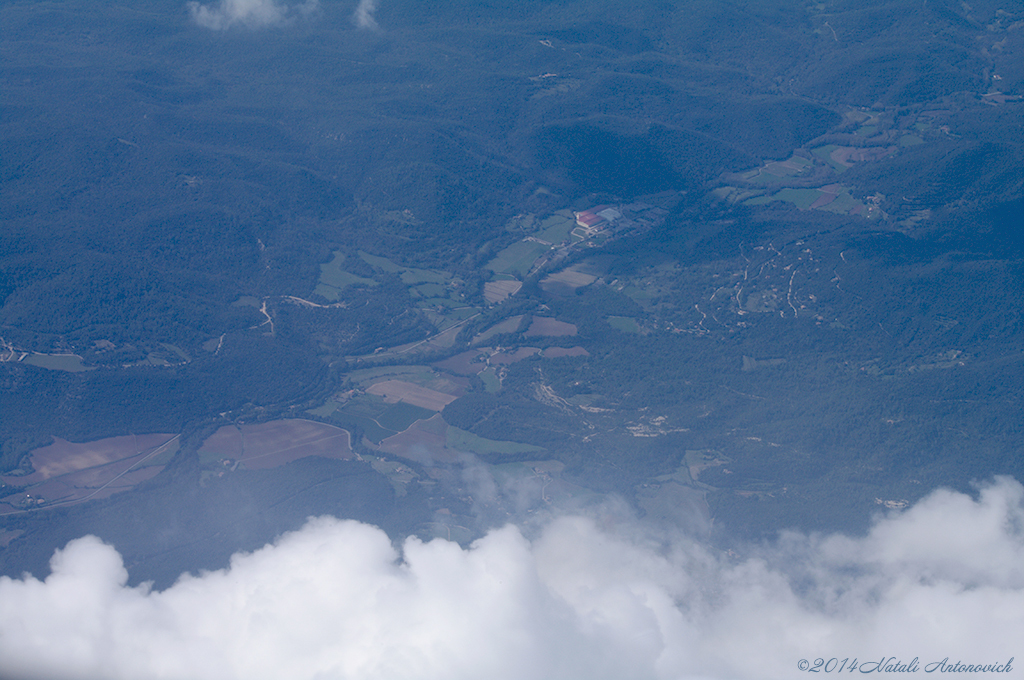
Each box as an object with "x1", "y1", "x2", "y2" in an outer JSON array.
[
  {"x1": 413, "y1": 283, "x2": 447, "y2": 298},
  {"x1": 378, "y1": 402, "x2": 436, "y2": 431},
  {"x1": 359, "y1": 251, "x2": 404, "y2": 273},
  {"x1": 317, "y1": 252, "x2": 378, "y2": 300},
  {"x1": 401, "y1": 269, "x2": 447, "y2": 285},
  {"x1": 22, "y1": 354, "x2": 91, "y2": 372},
  {"x1": 330, "y1": 412, "x2": 396, "y2": 444},
  {"x1": 818, "y1": 191, "x2": 860, "y2": 214},
  {"x1": 811, "y1": 145, "x2": 847, "y2": 172},
  {"x1": 446, "y1": 427, "x2": 544, "y2": 456},
  {"x1": 748, "y1": 188, "x2": 823, "y2": 210},
  {"x1": 776, "y1": 188, "x2": 825, "y2": 209},
  {"x1": 536, "y1": 215, "x2": 575, "y2": 244},
  {"x1": 607, "y1": 316, "x2": 642, "y2": 333},
  {"x1": 480, "y1": 367, "x2": 501, "y2": 393},
  {"x1": 307, "y1": 401, "x2": 340, "y2": 417},
  {"x1": 485, "y1": 240, "x2": 552, "y2": 277},
  {"x1": 359, "y1": 251, "x2": 449, "y2": 286},
  {"x1": 417, "y1": 297, "x2": 465, "y2": 309}
]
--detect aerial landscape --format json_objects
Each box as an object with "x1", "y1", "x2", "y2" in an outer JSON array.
[{"x1": 0, "y1": 0, "x2": 1022, "y2": 677}]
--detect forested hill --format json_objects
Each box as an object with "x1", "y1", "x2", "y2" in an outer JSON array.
[{"x1": 1, "y1": 0, "x2": 1021, "y2": 571}]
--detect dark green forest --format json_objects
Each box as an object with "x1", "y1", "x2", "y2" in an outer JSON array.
[{"x1": 1, "y1": 0, "x2": 1021, "y2": 577}]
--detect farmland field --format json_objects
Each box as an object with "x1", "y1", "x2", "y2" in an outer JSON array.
[
  {"x1": 378, "y1": 402, "x2": 436, "y2": 432},
  {"x1": 22, "y1": 353, "x2": 91, "y2": 372},
  {"x1": 485, "y1": 240, "x2": 552, "y2": 277},
  {"x1": 316, "y1": 251, "x2": 378, "y2": 300},
  {"x1": 473, "y1": 316, "x2": 524, "y2": 344},
  {"x1": 197, "y1": 420, "x2": 353, "y2": 471},
  {"x1": 348, "y1": 365, "x2": 436, "y2": 385},
  {"x1": 608, "y1": 316, "x2": 642, "y2": 333},
  {"x1": 330, "y1": 412, "x2": 396, "y2": 445},
  {"x1": 433, "y1": 350, "x2": 487, "y2": 375},
  {"x1": 524, "y1": 317, "x2": 578, "y2": 337},
  {"x1": 446, "y1": 427, "x2": 544, "y2": 457},
  {"x1": 483, "y1": 280, "x2": 523, "y2": 303},
  {"x1": 366, "y1": 380, "x2": 458, "y2": 411},
  {"x1": 536, "y1": 214, "x2": 576, "y2": 244},
  {"x1": 0, "y1": 434, "x2": 179, "y2": 512}
]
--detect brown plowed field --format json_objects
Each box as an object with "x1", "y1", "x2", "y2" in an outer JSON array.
[
  {"x1": 366, "y1": 380, "x2": 458, "y2": 410},
  {"x1": 0, "y1": 434, "x2": 179, "y2": 512},
  {"x1": 378, "y1": 418, "x2": 458, "y2": 464},
  {"x1": 489, "y1": 347, "x2": 540, "y2": 365},
  {"x1": 524, "y1": 317, "x2": 577, "y2": 337},
  {"x1": 6, "y1": 433, "x2": 177, "y2": 483},
  {"x1": 198, "y1": 419, "x2": 353, "y2": 470},
  {"x1": 433, "y1": 350, "x2": 487, "y2": 375}
]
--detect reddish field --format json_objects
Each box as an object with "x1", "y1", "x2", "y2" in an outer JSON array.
[
  {"x1": 9, "y1": 433, "x2": 177, "y2": 483},
  {"x1": 524, "y1": 316, "x2": 578, "y2": 337},
  {"x1": 433, "y1": 350, "x2": 487, "y2": 375},
  {"x1": 366, "y1": 380, "x2": 458, "y2": 411},
  {"x1": 489, "y1": 347, "x2": 540, "y2": 365},
  {"x1": 378, "y1": 416, "x2": 459, "y2": 464},
  {"x1": 199, "y1": 419, "x2": 353, "y2": 470},
  {"x1": 0, "y1": 433, "x2": 178, "y2": 513}
]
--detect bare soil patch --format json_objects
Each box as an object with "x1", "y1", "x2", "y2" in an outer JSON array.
[
  {"x1": 0, "y1": 434, "x2": 179, "y2": 511},
  {"x1": 378, "y1": 415, "x2": 458, "y2": 464},
  {"x1": 524, "y1": 317, "x2": 578, "y2": 337},
  {"x1": 540, "y1": 267, "x2": 598, "y2": 295},
  {"x1": 7, "y1": 433, "x2": 177, "y2": 483},
  {"x1": 199, "y1": 419, "x2": 353, "y2": 470},
  {"x1": 366, "y1": 380, "x2": 458, "y2": 410},
  {"x1": 433, "y1": 350, "x2": 487, "y2": 375},
  {"x1": 489, "y1": 347, "x2": 541, "y2": 365}
]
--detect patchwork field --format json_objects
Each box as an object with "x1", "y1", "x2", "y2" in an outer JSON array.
[{"x1": 483, "y1": 280, "x2": 523, "y2": 303}]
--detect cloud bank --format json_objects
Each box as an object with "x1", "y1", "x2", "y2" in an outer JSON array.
[
  {"x1": 352, "y1": 0, "x2": 379, "y2": 30},
  {"x1": 188, "y1": 0, "x2": 318, "y2": 30},
  {"x1": 1, "y1": 478, "x2": 1022, "y2": 680}
]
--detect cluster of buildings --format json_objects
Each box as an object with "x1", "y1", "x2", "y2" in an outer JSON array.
[{"x1": 573, "y1": 201, "x2": 670, "y2": 239}]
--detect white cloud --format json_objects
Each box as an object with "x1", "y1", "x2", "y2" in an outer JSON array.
[
  {"x1": 352, "y1": 0, "x2": 379, "y2": 30},
  {"x1": 188, "y1": 0, "x2": 318, "y2": 30},
  {"x1": 1, "y1": 478, "x2": 1022, "y2": 680}
]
